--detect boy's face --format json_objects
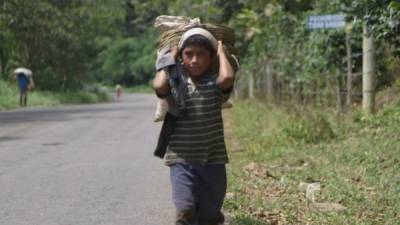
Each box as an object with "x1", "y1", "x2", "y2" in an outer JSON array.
[{"x1": 181, "y1": 45, "x2": 212, "y2": 79}]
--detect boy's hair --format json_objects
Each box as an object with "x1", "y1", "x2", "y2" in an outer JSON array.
[{"x1": 179, "y1": 34, "x2": 216, "y2": 56}]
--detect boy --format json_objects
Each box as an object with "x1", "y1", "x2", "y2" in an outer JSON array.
[{"x1": 153, "y1": 27, "x2": 235, "y2": 225}]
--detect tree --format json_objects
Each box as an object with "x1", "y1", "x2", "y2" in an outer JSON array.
[
  {"x1": 96, "y1": 29, "x2": 157, "y2": 85},
  {"x1": 0, "y1": 0, "x2": 125, "y2": 89},
  {"x1": 229, "y1": 0, "x2": 399, "y2": 103}
]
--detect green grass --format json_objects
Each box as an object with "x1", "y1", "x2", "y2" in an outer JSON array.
[
  {"x1": 124, "y1": 84, "x2": 153, "y2": 93},
  {"x1": 0, "y1": 80, "x2": 110, "y2": 110},
  {"x1": 224, "y1": 98, "x2": 400, "y2": 225},
  {"x1": 52, "y1": 90, "x2": 110, "y2": 104}
]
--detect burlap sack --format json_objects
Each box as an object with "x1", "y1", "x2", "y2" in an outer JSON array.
[
  {"x1": 154, "y1": 99, "x2": 169, "y2": 122},
  {"x1": 154, "y1": 15, "x2": 239, "y2": 71}
]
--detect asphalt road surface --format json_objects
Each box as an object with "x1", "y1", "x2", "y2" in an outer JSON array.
[{"x1": 0, "y1": 94, "x2": 174, "y2": 225}]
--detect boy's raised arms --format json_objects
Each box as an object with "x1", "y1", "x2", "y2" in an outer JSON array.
[
  {"x1": 153, "y1": 47, "x2": 179, "y2": 97},
  {"x1": 216, "y1": 40, "x2": 235, "y2": 91}
]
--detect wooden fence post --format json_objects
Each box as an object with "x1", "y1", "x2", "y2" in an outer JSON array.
[
  {"x1": 249, "y1": 72, "x2": 254, "y2": 98},
  {"x1": 362, "y1": 22, "x2": 376, "y2": 113},
  {"x1": 336, "y1": 69, "x2": 345, "y2": 113}
]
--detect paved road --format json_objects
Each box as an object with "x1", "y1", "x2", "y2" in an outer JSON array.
[{"x1": 0, "y1": 94, "x2": 174, "y2": 225}]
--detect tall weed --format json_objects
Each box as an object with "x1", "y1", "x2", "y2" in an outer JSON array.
[{"x1": 281, "y1": 111, "x2": 336, "y2": 144}]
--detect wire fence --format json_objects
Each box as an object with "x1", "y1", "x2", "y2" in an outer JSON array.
[{"x1": 233, "y1": 67, "x2": 370, "y2": 112}]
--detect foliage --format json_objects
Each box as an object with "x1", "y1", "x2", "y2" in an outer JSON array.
[
  {"x1": 95, "y1": 29, "x2": 157, "y2": 86},
  {"x1": 0, "y1": 0, "x2": 125, "y2": 90},
  {"x1": 344, "y1": 0, "x2": 400, "y2": 58},
  {"x1": 1, "y1": 0, "x2": 241, "y2": 89},
  {"x1": 282, "y1": 111, "x2": 336, "y2": 144},
  {"x1": 1, "y1": 0, "x2": 398, "y2": 92},
  {"x1": 231, "y1": 0, "x2": 399, "y2": 97}
]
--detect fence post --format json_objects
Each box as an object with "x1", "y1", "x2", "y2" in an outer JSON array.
[
  {"x1": 248, "y1": 72, "x2": 254, "y2": 98},
  {"x1": 362, "y1": 22, "x2": 376, "y2": 113},
  {"x1": 336, "y1": 68, "x2": 345, "y2": 113},
  {"x1": 266, "y1": 63, "x2": 274, "y2": 101}
]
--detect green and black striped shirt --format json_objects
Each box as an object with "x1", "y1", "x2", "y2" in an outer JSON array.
[{"x1": 165, "y1": 73, "x2": 230, "y2": 165}]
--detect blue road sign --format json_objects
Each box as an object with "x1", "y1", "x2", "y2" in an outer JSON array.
[{"x1": 308, "y1": 14, "x2": 345, "y2": 30}]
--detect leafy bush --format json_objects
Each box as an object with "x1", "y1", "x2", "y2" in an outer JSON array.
[
  {"x1": 282, "y1": 112, "x2": 336, "y2": 144},
  {"x1": 0, "y1": 80, "x2": 18, "y2": 109},
  {"x1": 353, "y1": 105, "x2": 400, "y2": 128}
]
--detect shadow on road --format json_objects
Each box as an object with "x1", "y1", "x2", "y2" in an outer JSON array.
[{"x1": 0, "y1": 136, "x2": 25, "y2": 142}]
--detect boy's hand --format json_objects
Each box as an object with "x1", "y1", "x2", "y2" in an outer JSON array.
[
  {"x1": 217, "y1": 40, "x2": 226, "y2": 57},
  {"x1": 171, "y1": 46, "x2": 179, "y2": 59},
  {"x1": 155, "y1": 47, "x2": 178, "y2": 71}
]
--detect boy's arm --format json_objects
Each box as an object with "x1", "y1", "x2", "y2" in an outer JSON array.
[
  {"x1": 216, "y1": 40, "x2": 235, "y2": 91},
  {"x1": 153, "y1": 70, "x2": 170, "y2": 98},
  {"x1": 153, "y1": 46, "x2": 179, "y2": 98}
]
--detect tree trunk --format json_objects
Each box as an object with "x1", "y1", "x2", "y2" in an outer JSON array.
[{"x1": 345, "y1": 25, "x2": 353, "y2": 109}]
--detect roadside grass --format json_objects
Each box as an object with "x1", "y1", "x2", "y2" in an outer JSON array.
[
  {"x1": 223, "y1": 96, "x2": 400, "y2": 224},
  {"x1": 0, "y1": 81, "x2": 110, "y2": 110},
  {"x1": 123, "y1": 84, "x2": 153, "y2": 93}
]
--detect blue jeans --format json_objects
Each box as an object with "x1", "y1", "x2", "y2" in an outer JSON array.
[{"x1": 170, "y1": 163, "x2": 226, "y2": 225}]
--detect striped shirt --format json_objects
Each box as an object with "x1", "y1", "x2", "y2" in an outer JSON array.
[{"x1": 165, "y1": 73, "x2": 230, "y2": 165}]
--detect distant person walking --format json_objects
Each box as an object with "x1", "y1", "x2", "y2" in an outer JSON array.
[
  {"x1": 115, "y1": 84, "x2": 122, "y2": 101},
  {"x1": 14, "y1": 68, "x2": 34, "y2": 107}
]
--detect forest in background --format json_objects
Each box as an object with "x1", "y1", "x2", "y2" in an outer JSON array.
[{"x1": 0, "y1": 0, "x2": 399, "y2": 107}]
